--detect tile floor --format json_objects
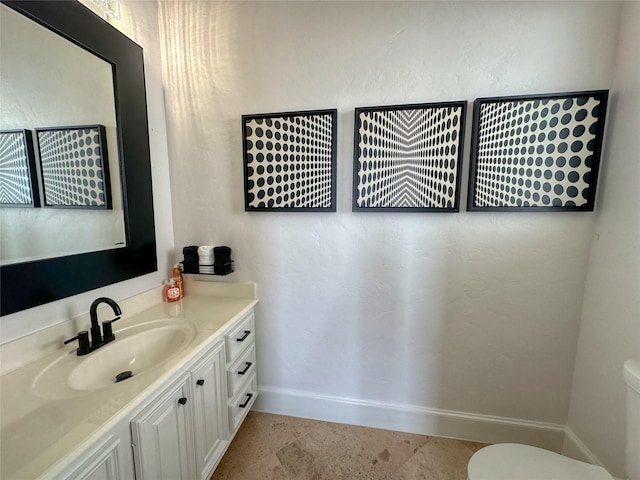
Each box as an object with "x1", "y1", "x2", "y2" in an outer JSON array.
[{"x1": 211, "y1": 411, "x2": 489, "y2": 480}]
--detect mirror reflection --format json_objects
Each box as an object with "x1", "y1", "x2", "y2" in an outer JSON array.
[{"x1": 0, "y1": 3, "x2": 125, "y2": 265}]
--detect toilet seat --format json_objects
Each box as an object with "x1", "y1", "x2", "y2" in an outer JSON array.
[{"x1": 467, "y1": 443, "x2": 613, "y2": 480}]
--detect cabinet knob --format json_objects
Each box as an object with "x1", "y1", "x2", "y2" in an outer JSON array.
[
  {"x1": 178, "y1": 397, "x2": 188, "y2": 405},
  {"x1": 196, "y1": 379, "x2": 205, "y2": 386}
]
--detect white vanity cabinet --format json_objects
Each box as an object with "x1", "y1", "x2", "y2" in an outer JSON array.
[
  {"x1": 130, "y1": 309, "x2": 257, "y2": 480},
  {"x1": 130, "y1": 342, "x2": 228, "y2": 480},
  {"x1": 0, "y1": 285, "x2": 259, "y2": 480}
]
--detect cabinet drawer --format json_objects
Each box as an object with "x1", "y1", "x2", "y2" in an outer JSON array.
[
  {"x1": 225, "y1": 313, "x2": 255, "y2": 363},
  {"x1": 227, "y1": 344, "x2": 256, "y2": 399},
  {"x1": 228, "y1": 374, "x2": 257, "y2": 435}
]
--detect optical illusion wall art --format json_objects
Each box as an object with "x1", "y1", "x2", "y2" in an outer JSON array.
[
  {"x1": 0, "y1": 130, "x2": 40, "y2": 207},
  {"x1": 468, "y1": 90, "x2": 608, "y2": 211},
  {"x1": 242, "y1": 109, "x2": 337, "y2": 211},
  {"x1": 352, "y1": 102, "x2": 467, "y2": 212},
  {"x1": 36, "y1": 125, "x2": 112, "y2": 209}
]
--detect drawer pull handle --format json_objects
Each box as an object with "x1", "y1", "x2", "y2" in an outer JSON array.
[
  {"x1": 238, "y1": 362, "x2": 252, "y2": 375},
  {"x1": 196, "y1": 379, "x2": 205, "y2": 386},
  {"x1": 239, "y1": 393, "x2": 253, "y2": 408},
  {"x1": 236, "y1": 330, "x2": 251, "y2": 342},
  {"x1": 178, "y1": 397, "x2": 188, "y2": 405}
]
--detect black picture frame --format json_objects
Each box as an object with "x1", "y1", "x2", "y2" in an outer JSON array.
[
  {"x1": 352, "y1": 101, "x2": 467, "y2": 212},
  {"x1": 35, "y1": 124, "x2": 112, "y2": 209},
  {"x1": 0, "y1": 129, "x2": 40, "y2": 207},
  {"x1": 1, "y1": 1, "x2": 156, "y2": 317},
  {"x1": 468, "y1": 90, "x2": 608, "y2": 211},
  {"x1": 242, "y1": 109, "x2": 337, "y2": 212}
]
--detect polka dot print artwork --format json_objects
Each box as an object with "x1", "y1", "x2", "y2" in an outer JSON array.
[
  {"x1": 352, "y1": 102, "x2": 467, "y2": 211},
  {"x1": 0, "y1": 130, "x2": 39, "y2": 207},
  {"x1": 469, "y1": 91, "x2": 608, "y2": 210},
  {"x1": 36, "y1": 125, "x2": 112, "y2": 208},
  {"x1": 243, "y1": 110, "x2": 337, "y2": 211}
]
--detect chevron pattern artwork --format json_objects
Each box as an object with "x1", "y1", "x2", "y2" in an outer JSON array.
[
  {"x1": 469, "y1": 90, "x2": 608, "y2": 211},
  {"x1": 0, "y1": 130, "x2": 39, "y2": 207},
  {"x1": 353, "y1": 102, "x2": 466, "y2": 212},
  {"x1": 36, "y1": 125, "x2": 111, "y2": 209},
  {"x1": 243, "y1": 109, "x2": 337, "y2": 211}
]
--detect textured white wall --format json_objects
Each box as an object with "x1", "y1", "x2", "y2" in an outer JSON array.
[
  {"x1": 159, "y1": 0, "x2": 620, "y2": 427},
  {"x1": 0, "y1": 0, "x2": 175, "y2": 343},
  {"x1": 565, "y1": 2, "x2": 640, "y2": 478}
]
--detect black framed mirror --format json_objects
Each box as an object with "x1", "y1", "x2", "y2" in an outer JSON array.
[{"x1": 0, "y1": 0, "x2": 157, "y2": 316}]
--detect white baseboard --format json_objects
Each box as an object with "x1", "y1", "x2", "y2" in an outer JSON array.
[
  {"x1": 562, "y1": 426, "x2": 599, "y2": 463},
  {"x1": 254, "y1": 385, "x2": 565, "y2": 451},
  {"x1": 562, "y1": 427, "x2": 624, "y2": 479}
]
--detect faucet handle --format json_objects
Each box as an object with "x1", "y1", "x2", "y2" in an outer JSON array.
[
  {"x1": 64, "y1": 330, "x2": 88, "y2": 344},
  {"x1": 102, "y1": 316, "x2": 121, "y2": 342},
  {"x1": 64, "y1": 330, "x2": 91, "y2": 355}
]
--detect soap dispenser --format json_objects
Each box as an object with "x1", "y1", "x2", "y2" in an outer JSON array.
[
  {"x1": 163, "y1": 278, "x2": 180, "y2": 303},
  {"x1": 172, "y1": 263, "x2": 184, "y2": 298}
]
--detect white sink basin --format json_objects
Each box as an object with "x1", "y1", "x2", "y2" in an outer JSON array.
[{"x1": 33, "y1": 319, "x2": 196, "y2": 400}]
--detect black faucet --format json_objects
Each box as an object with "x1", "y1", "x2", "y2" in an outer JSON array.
[
  {"x1": 89, "y1": 297, "x2": 122, "y2": 345},
  {"x1": 65, "y1": 297, "x2": 122, "y2": 355}
]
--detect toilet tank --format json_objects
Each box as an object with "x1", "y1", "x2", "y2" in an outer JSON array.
[{"x1": 624, "y1": 359, "x2": 640, "y2": 480}]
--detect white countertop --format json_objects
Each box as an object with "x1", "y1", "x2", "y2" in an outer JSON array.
[{"x1": 0, "y1": 282, "x2": 258, "y2": 480}]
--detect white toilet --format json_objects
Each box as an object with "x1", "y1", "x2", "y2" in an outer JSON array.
[{"x1": 467, "y1": 359, "x2": 640, "y2": 480}]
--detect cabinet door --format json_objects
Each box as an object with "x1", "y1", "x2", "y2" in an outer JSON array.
[
  {"x1": 57, "y1": 435, "x2": 123, "y2": 480},
  {"x1": 131, "y1": 374, "x2": 195, "y2": 480},
  {"x1": 192, "y1": 343, "x2": 228, "y2": 480}
]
